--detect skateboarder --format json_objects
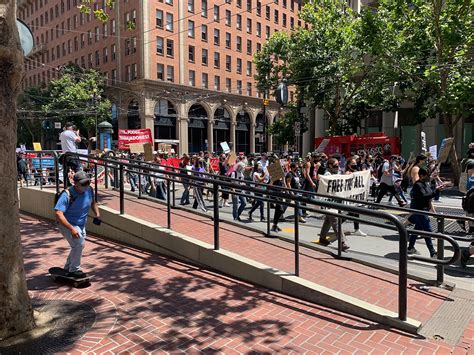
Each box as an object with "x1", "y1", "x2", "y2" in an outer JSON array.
[{"x1": 54, "y1": 171, "x2": 100, "y2": 278}]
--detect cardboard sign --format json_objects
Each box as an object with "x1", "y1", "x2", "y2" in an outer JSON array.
[
  {"x1": 129, "y1": 143, "x2": 145, "y2": 154},
  {"x1": 158, "y1": 143, "x2": 172, "y2": 153},
  {"x1": 317, "y1": 170, "x2": 371, "y2": 201},
  {"x1": 438, "y1": 137, "x2": 454, "y2": 164},
  {"x1": 429, "y1": 145, "x2": 438, "y2": 160},
  {"x1": 220, "y1": 141, "x2": 231, "y2": 153},
  {"x1": 144, "y1": 142, "x2": 153, "y2": 161},
  {"x1": 268, "y1": 159, "x2": 285, "y2": 182},
  {"x1": 315, "y1": 138, "x2": 330, "y2": 153},
  {"x1": 118, "y1": 128, "x2": 153, "y2": 150},
  {"x1": 20, "y1": 144, "x2": 26, "y2": 152},
  {"x1": 227, "y1": 151, "x2": 237, "y2": 165},
  {"x1": 33, "y1": 142, "x2": 42, "y2": 151}
]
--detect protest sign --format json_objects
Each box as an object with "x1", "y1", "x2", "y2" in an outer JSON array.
[
  {"x1": 429, "y1": 145, "x2": 438, "y2": 160},
  {"x1": 268, "y1": 159, "x2": 285, "y2": 182},
  {"x1": 143, "y1": 142, "x2": 153, "y2": 161},
  {"x1": 220, "y1": 141, "x2": 231, "y2": 153},
  {"x1": 129, "y1": 143, "x2": 145, "y2": 154},
  {"x1": 438, "y1": 137, "x2": 454, "y2": 164},
  {"x1": 421, "y1": 131, "x2": 427, "y2": 152},
  {"x1": 118, "y1": 128, "x2": 153, "y2": 150},
  {"x1": 227, "y1": 151, "x2": 237, "y2": 165},
  {"x1": 33, "y1": 142, "x2": 42, "y2": 151},
  {"x1": 317, "y1": 170, "x2": 371, "y2": 201},
  {"x1": 315, "y1": 138, "x2": 330, "y2": 153}
]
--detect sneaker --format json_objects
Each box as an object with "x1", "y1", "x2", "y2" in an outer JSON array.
[
  {"x1": 260, "y1": 217, "x2": 266, "y2": 222},
  {"x1": 342, "y1": 243, "x2": 350, "y2": 251},
  {"x1": 352, "y1": 229, "x2": 367, "y2": 237},
  {"x1": 398, "y1": 202, "x2": 407, "y2": 207},
  {"x1": 271, "y1": 225, "x2": 281, "y2": 232},
  {"x1": 388, "y1": 201, "x2": 395, "y2": 206},
  {"x1": 430, "y1": 252, "x2": 438, "y2": 258},
  {"x1": 299, "y1": 217, "x2": 307, "y2": 223},
  {"x1": 318, "y1": 239, "x2": 330, "y2": 246},
  {"x1": 460, "y1": 249, "x2": 470, "y2": 268},
  {"x1": 303, "y1": 212, "x2": 311, "y2": 217},
  {"x1": 248, "y1": 215, "x2": 254, "y2": 221},
  {"x1": 407, "y1": 248, "x2": 420, "y2": 255},
  {"x1": 68, "y1": 270, "x2": 87, "y2": 278},
  {"x1": 224, "y1": 202, "x2": 230, "y2": 207}
]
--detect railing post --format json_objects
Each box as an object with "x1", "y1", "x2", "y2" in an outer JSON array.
[
  {"x1": 138, "y1": 169, "x2": 142, "y2": 199},
  {"x1": 337, "y1": 214, "x2": 342, "y2": 258},
  {"x1": 398, "y1": 226, "x2": 408, "y2": 321},
  {"x1": 104, "y1": 158, "x2": 109, "y2": 189},
  {"x1": 119, "y1": 165, "x2": 124, "y2": 215},
  {"x1": 63, "y1": 154, "x2": 68, "y2": 190},
  {"x1": 294, "y1": 201, "x2": 300, "y2": 276},
  {"x1": 54, "y1": 153, "x2": 60, "y2": 195},
  {"x1": 167, "y1": 179, "x2": 171, "y2": 229},
  {"x1": 213, "y1": 183, "x2": 220, "y2": 250},
  {"x1": 437, "y1": 218, "x2": 445, "y2": 285},
  {"x1": 94, "y1": 160, "x2": 98, "y2": 202},
  {"x1": 266, "y1": 199, "x2": 271, "y2": 236},
  {"x1": 172, "y1": 180, "x2": 176, "y2": 208},
  {"x1": 39, "y1": 152, "x2": 43, "y2": 190}
]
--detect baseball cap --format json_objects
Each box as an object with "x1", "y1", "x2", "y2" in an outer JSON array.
[{"x1": 73, "y1": 171, "x2": 90, "y2": 184}]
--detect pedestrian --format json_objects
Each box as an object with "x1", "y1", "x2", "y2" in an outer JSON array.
[
  {"x1": 179, "y1": 154, "x2": 191, "y2": 205},
  {"x1": 59, "y1": 122, "x2": 82, "y2": 175},
  {"x1": 54, "y1": 171, "x2": 100, "y2": 278},
  {"x1": 344, "y1": 158, "x2": 367, "y2": 236},
  {"x1": 17, "y1": 153, "x2": 28, "y2": 187},
  {"x1": 317, "y1": 158, "x2": 350, "y2": 251},
  {"x1": 230, "y1": 162, "x2": 247, "y2": 221},
  {"x1": 192, "y1": 158, "x2": 208, "y2": 212},
  {"x1": 407, "y1": 168, "x2": 440, "y2": 257},
  {"x1": 248, "y1": 162, "x2": 266, "y2": 221},
  {"x1": 375, "y1": 155, "x2": 407, "y2": 207},
  {"x1": 286, "y1": 162, "x2": 306, "y2": 223},
  {"x1": 218, "y1": 154, "x2": 231, "y2": 207}
]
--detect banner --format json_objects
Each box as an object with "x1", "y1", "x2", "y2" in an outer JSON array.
[
  {"x1": 118, "y1": 129, "x2": 153, "y2": 150},
  {"x1": 315, "y1": 138, "x2": 330, "y2": 153},
  {"x1": 317, "y1": 170, "x2": 371, "y2": 201},
  {"x1": 438, "y1": 137, "x2": 454, "y2": 164}
]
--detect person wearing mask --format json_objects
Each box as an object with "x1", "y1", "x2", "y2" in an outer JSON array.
[
  {"x1": 248, "y1": 163, "x2": 266, "y2": 221},
  {"x1": 230, "y1": 162, "x2": 247, "y2": 221},
  {"x1": 344, "y1": 158, "x2": 367, "y2": 236},
  {"x1": 317, "y1": 158, "x2": 350, "y2": 251},
  {"x1": 258, "y1": 152, "x2": 269, "y2": 172},
  {"x1": 407, "y1": 167, "x2": 441, "y2": 257},
  {"x1": 179, "y1": 154, "x2": 191, "y2": 205},
  {"x1": 54, "y1": 171, "x2": 100, "y2": 278},
  {"x1": 192, "y1": 158, "x2": 208, "y2": 212},
  {"x1": 375, "y1": 155, "x2": 407, "y2": 207},
  {"x1": 286, "y1": 162, "x2": 306, "y2": 223},
  {"x1": 218, "y1": 154, "x2": 231, "y2": 207}
]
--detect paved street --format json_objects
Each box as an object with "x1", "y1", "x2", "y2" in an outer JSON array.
[{"x1": 20, "y1": 213, "x2": 473, "y2": 353}]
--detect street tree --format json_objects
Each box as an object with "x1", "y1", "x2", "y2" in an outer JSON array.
[
  {"x1": 0, "y1": 0, "x2": 36, "y2": 340},
  {"x1": 362, "y1": 0, "x2": 473, "y2": 179}
]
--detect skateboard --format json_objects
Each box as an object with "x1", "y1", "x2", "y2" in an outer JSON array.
[{"x1": 49, "y1": 267, "x2": 91, "y2": 287}]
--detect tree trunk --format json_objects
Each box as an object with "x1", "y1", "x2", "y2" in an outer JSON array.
[{"x1": 0, "y1": 0, "x2": 36, "y2": 340}]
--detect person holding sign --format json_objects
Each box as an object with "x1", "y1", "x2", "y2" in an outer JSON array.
[
  {"x1": 230, "y1": 162, "x2": 247, "y2": 221},
  {"x1": 317, "y1": 158, "x2": 350, "y2": 251},
  {"x1": 344, "y1": 158, "x2": 367, "y2": 237}
]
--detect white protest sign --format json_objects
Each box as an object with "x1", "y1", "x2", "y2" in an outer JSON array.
[
  {"x1": 317, "y1": 170, "x2": 371, "y2": 201},
  {"x1": 421, "y1": 131, "x2": 427, "y2": 153},
  {"x1": 429, "y1": 145, "x2": 437, "y2": 160},
  {"x1": 315, "y1": 138, "x2": 330, "y2": 153},
  {"x1": 438, "y1": 137, "x2": 454, "y2": 164},
  {"x1": 220, "y1": 141, "x2": 231, "y2": 153}
]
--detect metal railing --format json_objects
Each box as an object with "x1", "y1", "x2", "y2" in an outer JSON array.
[{"x1": 20, "y1": 151, "x2": 467, "y2": 322}]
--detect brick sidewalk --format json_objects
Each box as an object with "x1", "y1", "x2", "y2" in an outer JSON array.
[{"x1": 20, "y1": 214, "x2": 473, "y2": 353}]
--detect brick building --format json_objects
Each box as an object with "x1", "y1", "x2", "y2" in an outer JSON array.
[{"x1": 18, "y1": 0, "x2": 309, "y2": 154}]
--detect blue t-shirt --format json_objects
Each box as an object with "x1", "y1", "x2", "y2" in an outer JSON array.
[{"x1": 54, "y1": 187, "x2": 93, "y2": 227}]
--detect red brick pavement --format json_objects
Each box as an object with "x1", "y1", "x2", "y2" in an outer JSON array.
[{"x1": 20, "y1": 214, "x2": 473, "y2": 353}]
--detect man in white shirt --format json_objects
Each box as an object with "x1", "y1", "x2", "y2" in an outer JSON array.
[{"x1": 60, "y1": 122, "x2": 82, "y2": 173}]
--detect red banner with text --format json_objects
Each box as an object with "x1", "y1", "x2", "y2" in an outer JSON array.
[{"x1": 118, "y1": 128, "x2": 153, "y2": 150}]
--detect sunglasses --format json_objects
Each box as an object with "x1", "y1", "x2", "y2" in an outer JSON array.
[{"x1": 80, "y1": 181, "x2": 91, "y2": 186}]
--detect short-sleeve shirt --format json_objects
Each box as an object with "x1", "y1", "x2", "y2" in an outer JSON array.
[
  {"x1": 54, "y1": 187, "x2": 93, "y2": 227},
  {"x1": 60, "y1": 130, "x2": 78, "y2": 153},
  {"x1": 380, "y1": 162, "x2": 394, "y2": 186}
]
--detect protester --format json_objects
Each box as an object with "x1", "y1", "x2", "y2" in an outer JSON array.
[
  {"x1": 248, "y1": 163, "x2": 266, "y2": 221},
  {"x1": 344, "y1": 157, "x2": 367, "y2": 236},
  {"x1": 376, "y1": 155, "x2": 407, "y2": 207},
  {"x1": 179, "y1": 154, "x2": 191, "y2": 205},
  {"x1": 230, "y1": 162, "x2": 247, "y2": 221},
  {"x1": 59, "y1": 122, "x2": 82, "y2": 174}
]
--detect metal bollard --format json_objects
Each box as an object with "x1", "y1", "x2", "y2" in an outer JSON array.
[
  {"x1": 436, "y1": 218, "x2": 445, "y2": 285},
  {"x1": 167, "y1": 179, "x2": 171, "y2": 229},
  {"x1": 39, "y1": 152, "x2": 43, "y2": 190},
  {"x1": 337, "y1": 215, "x2": 342, "y2": 258},
  {"x1": 213, "y1": 183, "x2": 220, "y2": 250},
  {"x1": 119, "y1": 165, "x2": 124, "y2": 214},
  {"x1": 294, "y1": 201, "x2": 300, "y2": 276},
  {"x1": 266, "y1": 200, "x2": 271, "y2": 236},
  {"x1": 94, "y1": 162, "x2": 98, "y2": 202},
  {"x1": 172, "y1": 180, "x2": 176, "y2": 208}
]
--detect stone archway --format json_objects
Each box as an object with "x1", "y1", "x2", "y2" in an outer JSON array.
[
  {"x1": 213, "y1": 107, "x2": 231, "y2": 153},
  {"x1": 127, "y1": 99, "x2": 140, "y2": 129},
  {"x1": 154, "y1": 99, "x2": 177, "y2": 140},
  {"x1": 188, "y1": 103, "x2": 209, "y2": 153},
  {"x1": 235, "y1": 109, "x2": 251, "y2": 154}
]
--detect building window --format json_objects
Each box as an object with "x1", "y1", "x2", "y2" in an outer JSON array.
[
  {"x1": 236, "y1": 58, "x2": 242, "y2": 74},
  {"x1": 103, "y1": 47, "x2": 108, "y2": 63},
  {"x1": 166, "y1": 39, "x2": 174, "y2": 57},
  {"x1": 225, "y1": 10, "x2": 231, "y2": 26},
  {"x1": 213, "y1": 5, "x2": 219, "y2": 21},
  {"x1": 95, "y1": 50, "x2": 100, "y2": 66},
  {"x1": 247, "y1": 0, "x2": 252, "y2": 11},
  {"x1": 201, "y1": 24, "x2": 208, "y2": 41},
  {"x1": 189, "y1": 45, "x2": 195, "y2": 62},
  {"x1": 256, "y1": 42, "x2": 261, "y2": 52},
  {"x1": 189, "y1": 70, "x2": 195, "y2": 86},
  {"x1": 290, "y1": 17, "x2": 294, "y2": 29},
  {"x1": 236, "y1": 36, "x2": 242, "y2": 51},
  {"x1": 214, "y1": 52, "x2": 220, "y2": 68},
  {"x1": 201, "y1": 0, "x2": 208, "y2": 17},
  {"x1": 165, "y1": 0, "x2": 173, "y2": 5},
  {"x1": 167, "y1": 65, "x2": 174, "y2": 82},
  {"x1": 226, "y1": 78, "x2": 231, "y2": 92},
  {"x1": 246, "y1": 18, "x2": 252, "y2": 33},
  {"x1": 214, "y1": 29, "x2": 220, "y2": 45},
  {"x1": 256, "y1": 22, "x2": 261, "y2": 37},
  {"x1": 111, "y1": 44, "x2": 116, "y2": 60},
  {"x1": 126, "y1": 65, "x2": 131, "y2": 81},
  {"x1": 237, "y1": 0, "x2": 242, "y2": 8},
  {"x1": 246, "y1": 39, "x2": 252, "y2": 54},
  {"x1": 283, "y1": 0, "x2": 287, "y2": 8},
  {"x1": 156, "y1": 10, "x2": 163, "y2": 28},
  {"x1": 265, "y1": 5, "x2": 270, "y2": 19},
  {"x1": 166, "y1": 13, "x2": 173, "y2": 31},
  {"x1": 225, "y1": 32, "x2": 231, "y2": 48},
  {"x1": 202, "y1": 48, "x2": 208, "y2": 65},
  {"x1": 188, "y1": 0, "x2": 194, "y2": 12},
  {"x1": 103, "y1": 23, "x2": 108, "y2": 38},
  {"x1": 225, "y1": 55, "x2": 231, "y2": 71},
  {"x1": 274, "y1": 9, "x2": 279, "y2": 24},
  {"x1": 157, "y1": 64, "x2": 164, "y2": 80},
  {"x1": 202, "y1": 73, "x2": 208, "y2": 89},
  {"x1": 112, "y1": 69, "x2": 117, "y2": 84},
  {"x1": 290, "y1": 0, "x2": 294, "y2": 11},
  {"x1": 283, "y1": 13, "x2": 287, "y2": 27},
  {"x1": 112, "y1": 19, "x2": 116, "y2": 34},
  {"x1": 132, "y1": 64, "x2": 138, "y2": 80},
  {"x1": 214, "y1": 76, "x2": 220, "y2": 91},
  {"x1": 256, "y1": 0, "x2": 261, "y2": 16},
  {"x1": 265, "y1": 25, "x2": 270, "y2": 39},
  {"x1": 246, "y1": 61, "x2": 252, "y2": 76},
  {"x1": 236, "y1": 14, "x2": 241, "y2": 30},
  {"x1": 246, "y1": 82, "x2": 252, "y2": 96},
  {"x1": 188, "y1": 20, "x2": 195, "y2": 37},
  {"x1": 237, "y1": 80, "x2": 242, "y2": 94}
]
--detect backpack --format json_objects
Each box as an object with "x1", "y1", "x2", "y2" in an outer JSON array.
[
  {"x1": 462, "y1": 188, "x2": 474, "y2": 213},
  {"x1": 54, "y1": 188, "x2": 76, "y2": 209}
]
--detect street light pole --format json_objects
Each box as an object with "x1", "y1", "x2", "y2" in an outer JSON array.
[{"x1": 262, "y1": 89, "x2": 269, "y2": 153}]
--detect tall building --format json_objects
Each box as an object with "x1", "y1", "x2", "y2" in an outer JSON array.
[{"x1": 18, "y1": 0, "x2": 306, "y2": 154}]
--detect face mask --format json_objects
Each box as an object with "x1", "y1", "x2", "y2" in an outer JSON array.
[
  {"x1": 76, "y1": 184, "x2": 88, "y2": 193},
  {"x1": 349, "y1": 165, "x2": 357, "y2": 171}
]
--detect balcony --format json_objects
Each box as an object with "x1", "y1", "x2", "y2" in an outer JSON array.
[{"x1": 27, "y1": 43, "x2": 48, "y2": 57}]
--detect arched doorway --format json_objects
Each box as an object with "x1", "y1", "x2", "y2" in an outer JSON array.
[
  {"x1": 127, "y1": 99, "x2": 140, "y2": 129},
  {"x1": 154, "y1": 99, "x2": 177, "y2": 140},
  {"x1": 213, "y1": 107, "x2": 231, "y2": 153},
  {"x1": 255, "y1": 112, "x2": 268, "y2": 153},
  {"x1": 236, "y1": 110, "x2": 250, "y2": 154},
  {"x1": 272, "y1": 114, "x2": 284, "y2": 153},
  {"x1": 188, "y1": 103, "x2": 208, "y2": 153}
]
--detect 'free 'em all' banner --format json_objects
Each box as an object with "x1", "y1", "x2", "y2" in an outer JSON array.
[
  {"x1": 118, "y1": 128, "x2": 153, "y2": 150},
  {"x1": 317, "y1": 170, "x2": 371, "y2": 201}
]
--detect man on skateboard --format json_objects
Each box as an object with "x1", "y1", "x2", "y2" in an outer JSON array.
[{"x1": 54, "y1": 171, "x2": 100, "y2": 278}]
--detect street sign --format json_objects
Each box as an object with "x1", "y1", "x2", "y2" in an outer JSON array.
[
  {"x1": 55, "y1": 122, "x2": 62, "y2": 129},
  {"x1": 262, "y1": 99, "x2": 269, "y2": 106}
]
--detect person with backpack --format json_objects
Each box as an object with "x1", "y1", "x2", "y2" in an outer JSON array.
[{"x1": 54, "y1": 171, "x2": 100, "y2": 278}]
